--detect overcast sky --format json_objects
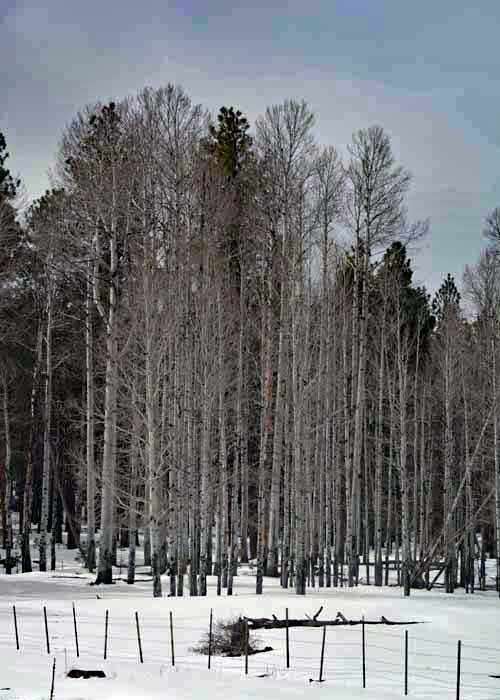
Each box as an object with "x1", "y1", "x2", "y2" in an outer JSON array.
[{"x1": 2, "y1": 0, "x2": 499, "y2": 293}]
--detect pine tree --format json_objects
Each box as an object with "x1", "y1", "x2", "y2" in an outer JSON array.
[
  {"x1": 433, "y1": 273, "x2": 462, "y2": 592},
  {"x1": 0, "y1": 132, "x2": 20, "y2": 201},
  {"x1": 432, "y1": 273, "x2": 461, "y2": 321}
]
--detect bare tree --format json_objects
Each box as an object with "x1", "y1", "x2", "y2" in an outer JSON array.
[
  {"x1": 345, "y1": 126, "x2": 411, "y2": 585},
  {"x1": 254, "y1": 99, "x2": 316, "y2": 592}
]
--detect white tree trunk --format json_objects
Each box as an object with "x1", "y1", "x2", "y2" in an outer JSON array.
[
  {"x1": 127, "y1": 428, "x2": 138, "y2": 585},
  {"x1": 146, "y1": 325, "x2": 162, "y2": 598},
  {"x1": 443, "y1": 330, "x2": 455, "y2": 593},
  {"x1": 374, "y1": 297, "x2": 387, "y2": 586},
  {"x1": 39, "y1": 276, "x2": 54, "y2": 572},
  {"x1": 268, "y1": 246, "x2": 287, "y2": 577},
  {"x1": 397, "y1": 312, "x2": 411, "y2": 596},
  {"x1": 96, "y1": 221, "x2": 118, "y2": 585},
  {"x1": 492, "y1": 339, "x2": 500, "y2": 596},
  {"x1": 85, "y1": 267, "x2": 96, "y2": 572},
  {"x1": 198, "y1": 361, "x2": 211, "y2": 596},
  {"x1": 22, "y1": 324, "x2": 43, "y2": 573},
  {"x1": 256, "y1": 277, "x2": 273, "y2": 594},
  {"x1": 350, "y1": 248, "x2": 368, "y2": 585},
  {"x1": 1, "y1": 374, "x2": 13, "y2": 574}
]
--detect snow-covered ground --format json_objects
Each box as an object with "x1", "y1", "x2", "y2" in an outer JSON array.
[{"x1": 0, "y1": 547, "x2": 499, "y2": 700}]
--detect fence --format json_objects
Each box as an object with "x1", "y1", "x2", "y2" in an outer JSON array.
[{"x1": 2, "y1": 603, "x2": 499, "y2": 700}]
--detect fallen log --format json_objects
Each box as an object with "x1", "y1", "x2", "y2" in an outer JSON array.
[
  {"x1": 225, "y1": 646, "x2": 274, "y2": 657},
  {"x1": 244, "y1": 609, "x2": 423, "y2": 630},
  {"x1": 67, "y1": 669, "x2": 106, "y2": 679}
]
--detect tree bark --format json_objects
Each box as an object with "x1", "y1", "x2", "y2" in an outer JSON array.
[{"x1": 39, "y1": 274, "x2": 54, "y2": 572}]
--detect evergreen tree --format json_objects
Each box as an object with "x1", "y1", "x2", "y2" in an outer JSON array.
[
  {"x1": 0, "y1": 132, "x2": 20, "y2": 202},
  {"x1": 205, "y1": 106, "x2": 254, "y2": 296},
  {"x1": 432, "y1": 273, "x2": 461, "y2": 321},
  {"x1": 380, "y1": 241, "x2": 435, "y2": 358},
  {"x1": 431, "y1": 272, "x2": 463, "y2": 592},
  {"x1": 0, "y1": 133, "x2": 23, "y2": 275},
  {"x1": 208, "y1": 106, "x2": 252, "y2": 180}
]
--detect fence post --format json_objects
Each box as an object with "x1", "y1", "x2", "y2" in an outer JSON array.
[
  {"x1": 104, "y1": 609, "x2": 109, "y2": 660},
  {"x1": 208, "y1": 609, "x2": 213, "y2": 670},
  {"x1": 456, "y1": 640, "x2": 461, "y2": 700},
  {"x1": 362, "y1": 615, "x2": 366, "y2": 688},
  {"x1": 404, "y1": 629, "x2": 408, "y2": 695},
  {"x1": 170, "y1": 611, "x2": 175, "y2": 667},
  {"x1": 44, "y1": 606, "x2": 50, "y2": 655},
  {"x1": 319, "y1": 625, "x2": 326, "y2": 682},
  {"x1": 135, "y1": 611, "x2": 143, "y2": 663},
  {"x1": 244, "y1": 618, "x2": 249, "y2": 675},
  {"x1": 49, "y1": 657, "x2": 56, "y2": 700},
  {"x1": 285, "y1": 607, "x2": 290, "y2": 669},
  {"x1": 13, "y1": 605, "x2": 19, "y2": 650},
  {"x1": 72, "y1": 602, "x2": 79, "y2": 658}
]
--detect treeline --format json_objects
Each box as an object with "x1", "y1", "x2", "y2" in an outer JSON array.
[{"x1": 0, "y1": 85, "x2": 499, "y2": 598}]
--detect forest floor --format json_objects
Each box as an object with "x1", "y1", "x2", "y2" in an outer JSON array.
[{"x1": 0, "y1": 544, "x2": 499, "y2": 700}]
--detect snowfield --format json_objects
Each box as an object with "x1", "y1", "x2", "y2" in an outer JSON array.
[{"x1": 0, "y1": 552, "x2": 499, "y2": 700}]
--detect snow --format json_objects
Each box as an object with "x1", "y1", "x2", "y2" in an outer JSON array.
[{"x1": 0, "y1": 549, "x2": 499, "y2": 700}]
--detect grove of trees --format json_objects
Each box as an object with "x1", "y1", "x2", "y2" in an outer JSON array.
[{"x1": 1, "y1": 84, "x2": 499, "y2": 598}]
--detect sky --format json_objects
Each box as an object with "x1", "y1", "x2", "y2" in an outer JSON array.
[{"x1": 2, "y1": 0, "x2": 499, "y2": 294}]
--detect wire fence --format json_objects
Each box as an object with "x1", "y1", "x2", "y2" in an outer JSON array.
[{"x1": 1, "y1": 602, "x2": 499, "y2": 700}]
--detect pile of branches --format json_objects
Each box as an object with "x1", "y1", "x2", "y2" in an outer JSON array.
[{"x1": 192, "y1": 616, "x2": 272, "y2": 657}]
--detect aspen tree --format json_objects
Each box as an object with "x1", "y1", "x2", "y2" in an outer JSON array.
[
  {"x1": 345, "y1": 126, "x2": 411, "y2": 585},
  {"x1": 1, "y1": 369, "x2": 13, "y2": 573},
  {"x1": 255, "y1": 99, "x2": 316, "y2": 590},
  {"x1": 312, "y1": 147, "x2": 345, "y2": 587}
]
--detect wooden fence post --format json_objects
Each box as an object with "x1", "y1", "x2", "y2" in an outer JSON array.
[
  {"x1": 362, "y1": 615, "x2": 366, "y2": 688},
  {"x1": 104, "y1": 609, "x2": 109, "y2": 660},
  {"x1": 72, "y1": 602, "x2": 79, "y2": 658},
  {"x1": 285, "y1": 608, "x2": 290, "y2": 669},
  {"x1": 404, "y1": 629, "x2": 408, "y2": 695},
  {"x1": 319, "y1": 625, "x2": 326, "y2": 682},
  {"x1": 13, "y1": 605, "x2": 19, "y2": 651},
  {"x1": 244, "y1": 618, "x2": 249, "y2": 675},
  {"x1": 43, "y1": 606, "x2": 50, "y2": 655},
  {"x1": 49, "y1": 657, "x2": 56, "y2": 700},
  {"x1": 208, "y1": 609, "x2": 213, "y2": 670},
  {"x1": 170, "y1": 611, "x2": 175, "y2": 667},
  {"x1": 456, "y1": 640, "x2": 462, "y2": 700},
  {"x1": 135, "y1": 611, "x2": 144, "y2": 663}
]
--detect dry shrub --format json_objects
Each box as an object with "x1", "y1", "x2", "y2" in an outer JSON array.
[{"x1": 192, "y1": 616, "x2": 262, "y2": 657}]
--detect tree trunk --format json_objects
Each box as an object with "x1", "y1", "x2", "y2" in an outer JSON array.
[
  {"x1": 256, "y1": 277, "x2": 273, "y2": 594},
  {"x1": 374, "y1": 302, "x2": 386, "y2": 586},
  {"x1": 397, "y1": 316, "x2": 411, "y2": 596},
  {"x1": 22, "y1": 309, "x2": 44, "y2": 573},
  {"x1": 492, "y1": 339, "x2": 500, "y2": 596},
  {"x1": 2, "y1": 375, "x2": 13, "y2": 574},
  {"x1": 268, "y1": 251, "x2": 287, "y2": 578},
  {"x1": 96, "y1": 221, "x2": 119, "y2": 586},
  {"x1": 350, "y1": 247, "x2": 368, "y2": 586},
  {"x1": 85, "y1": 267, "x2": 96, "y2": 572},
  {"x1": 198, "y1": 361, "x2": 211, "y2": 596},
  {"x1": 39, "y1": 276, "x2": 54, "y2": 573},
  {"x1": 127, "y1": 454, "x2": 137, "y2": 586},
  {"x1": 146, "y1": 328, "x2": 162, "y2": 598},
  {"x1": 443, "y1": 330, "x2": 455, "y2": 593}
]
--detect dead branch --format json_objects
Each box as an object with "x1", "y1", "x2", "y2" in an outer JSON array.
[{"x1": 244, "y1": 611, "x2": 423, "y2": 630}]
